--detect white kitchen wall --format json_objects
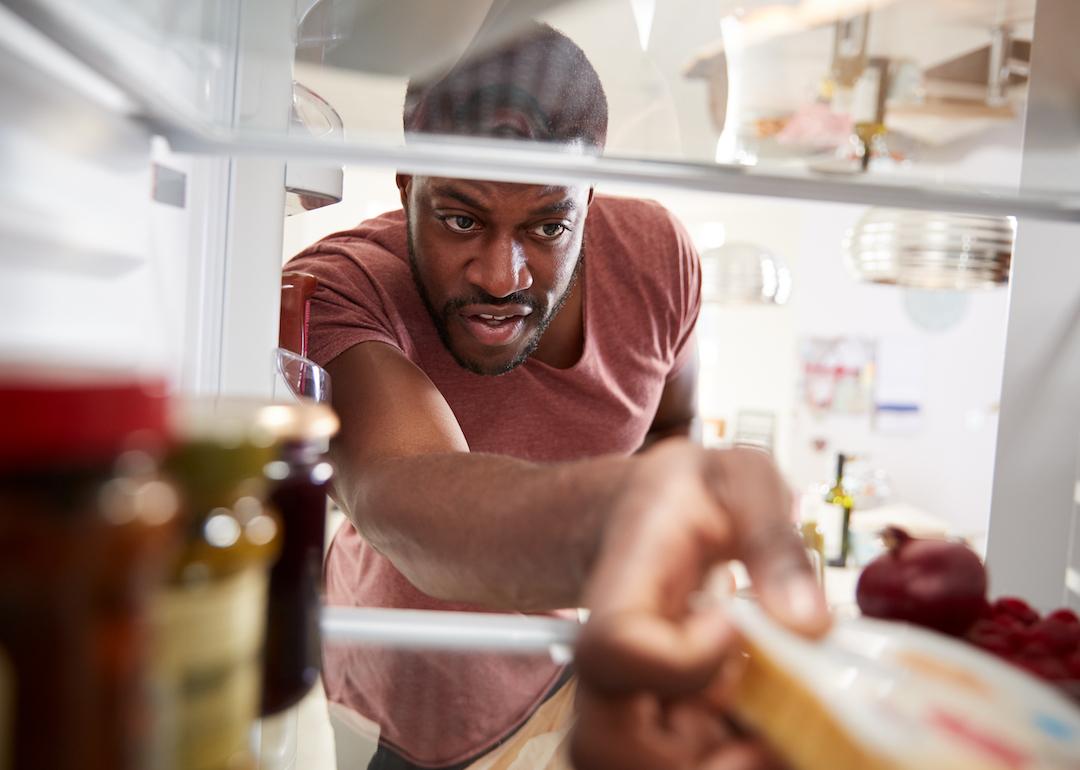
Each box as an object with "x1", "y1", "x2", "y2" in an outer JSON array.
[
  {"x1": 783, "y1": 199, "x2": 1008, "y2": 542},
  {"x1": 605, "y1": 186, "x2": 1010, "y2": 542}
]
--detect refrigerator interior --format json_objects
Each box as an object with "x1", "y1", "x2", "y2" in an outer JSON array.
[{"x1": 3, "y1": 0, "x2": 1080, "y2": 767}]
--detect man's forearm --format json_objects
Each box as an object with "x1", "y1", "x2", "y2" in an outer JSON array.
[
  {"x1": 639, "y1": 416, "x2": 701, "y2": 452},
  {"x1": 334, "y1": 451, "x2": 639, "y2": 611}
]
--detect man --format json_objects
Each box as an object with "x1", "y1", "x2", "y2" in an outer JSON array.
[{"x1": 288, "y1": 22, "x2": 828, "y2": 770}]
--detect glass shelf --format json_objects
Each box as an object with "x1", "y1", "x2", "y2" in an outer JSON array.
[{"x1": 6, "y1": 0, "x2": 1078, "y2": 221}]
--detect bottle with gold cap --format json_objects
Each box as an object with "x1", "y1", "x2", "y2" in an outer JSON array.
[
  {"x1": 255, "y1": 402, "x2": 338, "y2": 716},
  {"x1": 151, "y1": 401, "x2": 281, "y2": 770},
  {"x1": 824, "y1": 453, "x2": 855, "y2": 568}
]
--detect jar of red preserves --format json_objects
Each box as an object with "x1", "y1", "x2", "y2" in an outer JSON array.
[{"x1": 0, "y1": 372, "x2": 179, "y2": 770}]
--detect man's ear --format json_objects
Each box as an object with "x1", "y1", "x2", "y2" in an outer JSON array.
[
  {"x1": 586, "y1": 186, "x2": 596, "y2": 208},
  {"x1": 396, "y1": 174, "x2": 413, "y2": 210}
]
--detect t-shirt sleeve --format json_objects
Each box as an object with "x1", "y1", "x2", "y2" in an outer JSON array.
[
  {"x1": 663, "y1": 208, "x2": 702, "y2": 379},
  {"x1": 286, "y1": 242, "x2": 406, "y2": 369}
]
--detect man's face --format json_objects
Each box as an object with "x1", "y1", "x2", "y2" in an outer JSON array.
[{"x1": 400, "y1": 175, "x2": 592, "y2": 376}]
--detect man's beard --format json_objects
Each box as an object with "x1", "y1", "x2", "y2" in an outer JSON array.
[{"x1": 406, "y1": 229, "x2": 584, "y2": 376}]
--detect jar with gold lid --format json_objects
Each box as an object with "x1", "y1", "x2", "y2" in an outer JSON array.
[{"x1": 151, "y1": 401, "x2": 282, "y2": 770}]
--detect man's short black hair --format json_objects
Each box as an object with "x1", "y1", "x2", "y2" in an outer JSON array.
[{"x1": 403, "y1": 23, "x2": 608, "y2": 152}]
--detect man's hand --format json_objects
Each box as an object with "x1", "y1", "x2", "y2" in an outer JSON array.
[{"x1": 570, "y1": 441, "x2": 830, "y2": 770}]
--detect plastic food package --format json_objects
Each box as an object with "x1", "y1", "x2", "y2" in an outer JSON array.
[{"x1": 727, "y1": 600, "x2": 1080, "y2": 770}]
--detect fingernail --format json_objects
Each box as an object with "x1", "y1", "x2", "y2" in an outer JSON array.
[{"x1": 780, "y1": 575, "x2": 828, "y2": 630}]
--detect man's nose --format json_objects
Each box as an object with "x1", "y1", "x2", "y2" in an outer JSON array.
[{"x1": 465, "y1": 234, "x2": 533, "y2": 298}]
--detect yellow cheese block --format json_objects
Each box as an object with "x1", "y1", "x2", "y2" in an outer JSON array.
[{"x1": 726, "y1": 601, "x2": 1080, "y2": 770}]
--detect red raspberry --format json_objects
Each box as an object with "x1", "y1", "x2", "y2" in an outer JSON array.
[
  {"x1": 966, "y1": 618, "x2": 999, "y2": 636},
  {"x1": 992, "y1": 597, "x2": 1039, "y2": 626},
  {"x1": 1011, "y1": 632, "x2": 1074, "y2": 682},
  {"x1": 982, "y1": 615, "x2": 1029, "y2": 651},
  {"x1": 966, "y1": 627, "x2": 1013, "y2": 657},
  {"x1": 1065, "y1": 652, "x2": 1080, "y2": 679},
  {"x1": 1028, "y1": 618, "x2": 1080, "y2": 655},
  {"x1": 991, "y1": 613, "x2": 1018, "y2": 628},
  {"x1": 1027, "y1": 656, "x2": 1070, "y2": 682},
  {"x1": 1047, "y1": 608, "x2": 1080, "y2": 625},
  {"x1": 1019, "y1": 641, "x2": 1053, "y2": 659}
]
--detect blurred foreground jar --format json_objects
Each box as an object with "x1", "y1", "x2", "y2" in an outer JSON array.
[
  {"x1": 256, "y1": 402, "x2": 338, "y2": 716},
  {"x1": 0, "y1": 373, "x2": 179, "y2": 770},
  {"x1": 152, "y1": 403, "x2": 281, "y2": 770}
]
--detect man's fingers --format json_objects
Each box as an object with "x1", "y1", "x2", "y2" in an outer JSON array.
[
  {"x1": 699, "y1": 741, "x2": 788, "y2": 770},
  {"x1": 707, "y1": 450, "x2": 831, "y2": 639},
  {"x1": 575, "y1": 606, "x2": 736, "y2": 696},
  {"x1": 740, "y1": 517, "x2": 830, "y2": 638},
  {"x1": 570, "y1": 691, "x2": 689, "y2": 770},
  {"x1": 571, "y1": 690, "x2": 736, "y2": 770},
  {"x1": 664, "y1": 699, "x2": 733, "y2": 752}
]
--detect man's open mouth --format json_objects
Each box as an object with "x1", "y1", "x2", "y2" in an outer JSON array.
[{"x1": 458, "y1": 305, "x2": 534, "y2": 348}]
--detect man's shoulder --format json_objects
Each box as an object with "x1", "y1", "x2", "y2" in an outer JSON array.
[
  {"x1": 289, "y1": 209, "x2": 408, "y2": 269},
  {"x1": 285, "y1": 209, "x2": 418, "y2": 321},
  {"x1": 587, "y1": 194, "x2": 689, "y2": 269},
  {"x1": 590, "y1": 194, "x2": 674, "y2": 228},
  {"x1": 588, "y1": 194, "x2": 683, "y2": 254}
]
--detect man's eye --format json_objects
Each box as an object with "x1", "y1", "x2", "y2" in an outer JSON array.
[
  {"x1": 443, "y1": 215, "x2": 478, "y2": 232},
  {"x1": 534, "y1": 223, "x2": 568, "y2": 239}
]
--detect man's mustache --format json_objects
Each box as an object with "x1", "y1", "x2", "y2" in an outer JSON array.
[{"x1": 443, "y1": 291, "x2": 541, "y2": 314}]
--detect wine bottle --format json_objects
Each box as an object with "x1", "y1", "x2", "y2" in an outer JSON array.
[{"x1": 823, "y1": 454, "x2": 855, "y2": 568}]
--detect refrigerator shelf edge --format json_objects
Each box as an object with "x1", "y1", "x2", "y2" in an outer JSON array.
[
  {"x1": 320, "y1": 606, "x2": 581, "y2": 658},
  {"x1": 161, "y1": 124, "x2": 1080, "y2": 223}
]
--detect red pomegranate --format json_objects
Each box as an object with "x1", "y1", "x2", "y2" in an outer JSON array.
[{"x1": 856, "y1": 527, "x2": 988, "y2": 637}]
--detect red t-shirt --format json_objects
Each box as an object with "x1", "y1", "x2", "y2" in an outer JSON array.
[{"x1": 288, "y1": 194, "x2": 701, "y2": 767}]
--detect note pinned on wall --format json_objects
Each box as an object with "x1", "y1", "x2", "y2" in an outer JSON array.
[
  {"x1": 799, "y1": 337, "x2": 875, "y2": 416},
  {"x1": 874, "y1": 336, "x2": 925, "y2": 434}
]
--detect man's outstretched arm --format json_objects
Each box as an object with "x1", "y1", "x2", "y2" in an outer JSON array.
[
  {"x1": 326, "y1": 340, "x2": 637, "y2": 611},
  {"x1": 326, "y1": 339, "x2": 823, "y2": 624}
]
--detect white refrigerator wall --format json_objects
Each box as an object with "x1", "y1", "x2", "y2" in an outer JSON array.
[
  {"x1": 0, "y1": 0, "x2": 296, "y2": 398},
  {"x1": 0, "y1": 6, "x2": 165, "y2": 376},
  {"x1": 0, "y1": 4, "x2": 227, "y2": 393}
]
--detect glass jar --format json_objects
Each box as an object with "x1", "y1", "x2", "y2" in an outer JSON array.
[
  {"x1": 151, "y1": 402, "x2": 282, "y2": 770},
  {"x1": 0, "y1": 374, "x2": 179, "y2": 770},
  {"x1": 255, "y1": 403, "x2": 338, "y2": 716}
]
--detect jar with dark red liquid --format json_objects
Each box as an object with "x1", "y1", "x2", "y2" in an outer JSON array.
[
  {"x1": 0, "y1": 374, "x2": 179, "y2": 770},
  {"x1": 257, "y1": 403, "x2": 338, "y2": 715}
]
